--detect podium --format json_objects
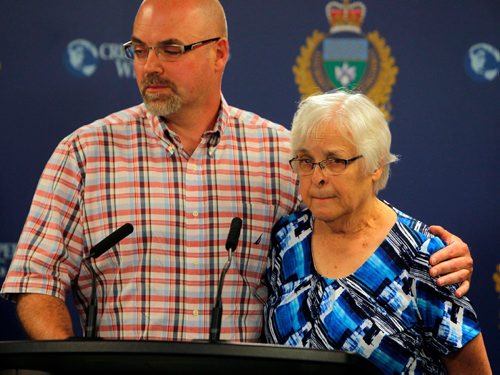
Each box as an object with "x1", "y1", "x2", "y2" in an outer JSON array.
[{"x1": 0, "y1": 340, "x2": 381, "y2": 374}]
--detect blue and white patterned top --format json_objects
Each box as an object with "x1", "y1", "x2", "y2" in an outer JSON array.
[{"x1": 264, "y1": 203, "x2": 480, "y2": 374}]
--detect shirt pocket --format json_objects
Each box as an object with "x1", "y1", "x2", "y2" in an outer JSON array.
[{"x1": 220, "y1": 202, "x2": 276, "y2": 300}]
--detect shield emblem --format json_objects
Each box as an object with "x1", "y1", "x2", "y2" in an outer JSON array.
[{"x1": 322, "y1": 35, "x2": 368, "y2": 89}]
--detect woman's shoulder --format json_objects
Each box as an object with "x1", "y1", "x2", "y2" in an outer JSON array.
[
  {"x1": 274, "y1": 204, "x2": 311, "y2": 228},
  {"x1": 386, "y1": 202, "x2": 428, "y2": 235},
  {"x1": 384, "y1": 201, "x2": 446, "y2": 257},
  {"x1": 272, "y1": 205, "x2": 313, "y2": 244}
]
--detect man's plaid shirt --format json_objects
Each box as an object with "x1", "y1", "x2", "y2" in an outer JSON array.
[{"x1": 1, "y1": 97, "x2": 299, "y2": 341}]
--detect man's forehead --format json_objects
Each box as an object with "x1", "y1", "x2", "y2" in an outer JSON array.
[{"x1": 133, "y1": 7, "x2": 207, "y2": 43}]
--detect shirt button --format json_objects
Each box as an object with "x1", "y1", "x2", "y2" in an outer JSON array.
[
  {"x1": 193, "y1": 310, "x2": 199, "y2": 316},
  {"x1": 193, "y1": 211, "x2": 199, "y2": 217}
]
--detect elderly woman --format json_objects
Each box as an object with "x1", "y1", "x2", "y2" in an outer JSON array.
[{"x1": 263, "y1": 91, "x2": 491, "y2": 374}]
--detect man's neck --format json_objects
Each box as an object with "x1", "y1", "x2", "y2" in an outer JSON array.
[{"x1": 163, "y1": 101, "x2": 221, "y2": 155}]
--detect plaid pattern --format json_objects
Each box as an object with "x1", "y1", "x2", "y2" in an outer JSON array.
[
  {"x1": 264, "y1": 204, "x2": 481, "y2": 374},
  {"x1": 1, "y1": 97, "x2": 300, "y2": 341}
]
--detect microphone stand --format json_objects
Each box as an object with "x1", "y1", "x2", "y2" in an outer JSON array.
[
  {"x1": 209, "y1": 249, "x2": 234, "y2": 343},
  {"x1": 209, "y1": 217, "x2": 242, "y2": 343},
  {"x1": 79, "y1": 223, "x2": 134, "y2": 339},
  {"x1": 82, "y1": 256, "x2": 99, "y2": 339}
]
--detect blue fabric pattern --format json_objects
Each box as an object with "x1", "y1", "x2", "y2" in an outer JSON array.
[{"x1": 264, "y1": 203, "x2": 480, "y2": 374}]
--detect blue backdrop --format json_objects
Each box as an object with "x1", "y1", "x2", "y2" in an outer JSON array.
[{"x1": 1, "y1": 1, "x2": 498, "y2": 371}]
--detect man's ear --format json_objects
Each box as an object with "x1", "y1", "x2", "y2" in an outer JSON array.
[{"x1": 214, "y1": 37, "x2": 229, "y2": 71}]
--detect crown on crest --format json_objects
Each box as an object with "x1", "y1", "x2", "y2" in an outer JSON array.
[{"x1": 326, "y1": 0, "x2": 366, "y2": 33}]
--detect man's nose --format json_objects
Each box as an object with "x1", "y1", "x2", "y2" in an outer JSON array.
[{"x1": 142, "y1": 48, "x2": 164, "y2": 73}]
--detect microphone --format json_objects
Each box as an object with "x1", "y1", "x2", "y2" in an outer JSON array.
[
  {"x1": 209, "y1": 217, "x2": 243, "y2": 343},
  {"x1": 89, "y1": 223, "x2": 134, "y2": 259},
  {"x1": 81, "y1": 223, "x2": 134, "y2": 339}
]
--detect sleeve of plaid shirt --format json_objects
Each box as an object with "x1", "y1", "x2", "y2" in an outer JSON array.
[{"x1": 1, "y1": 136, "x2": 85, "y2": 301}]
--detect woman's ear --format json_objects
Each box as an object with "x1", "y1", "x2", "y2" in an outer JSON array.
[{"x1": 371, "y1": 164, "x2": 384, "y2": 183}]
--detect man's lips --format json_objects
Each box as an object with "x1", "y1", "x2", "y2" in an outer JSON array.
[{"x1": 144, "y1": 84, "x2": 169, "y2": 92}]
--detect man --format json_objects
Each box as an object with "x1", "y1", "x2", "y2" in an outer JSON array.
[{"x1": 1, "y1": 0, "x2": 472, "y2": 341}]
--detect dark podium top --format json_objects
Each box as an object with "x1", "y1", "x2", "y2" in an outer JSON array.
[{"x1": 0, "y1": 340, "x2": 381, "y2": 374}]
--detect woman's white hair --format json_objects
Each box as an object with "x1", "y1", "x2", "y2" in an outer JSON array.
[{"x1": 290, "y1": 90, "x2": 399, "y2": 194}]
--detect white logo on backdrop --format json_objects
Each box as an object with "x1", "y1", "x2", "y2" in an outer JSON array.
[
  {"x1": 65, "y1": 39, "x2": 99, "y2": 77},
  {"x1": 465, "y1": 43, "x2": 499, "y2": 82},
  {"x1": 64, "y1": 38, "x2": 135, "y2": 79}
]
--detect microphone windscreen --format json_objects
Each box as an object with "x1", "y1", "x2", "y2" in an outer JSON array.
[
  {"x1": 90, "y1": 223, "x2": 134, "y2": 259},
  {"x1": 225, "y1": 217, "x2": 242, "y2": 252}
]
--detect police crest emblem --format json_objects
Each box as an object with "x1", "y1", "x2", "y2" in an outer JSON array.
[{"x1": 294, "y1": 0, "x2": 398, "y2": 119}]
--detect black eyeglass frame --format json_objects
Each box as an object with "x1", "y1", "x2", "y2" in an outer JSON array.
[
  {"x1": 289, "y1": 155, "x2": 363, "y2": 175},
  {"x1": 122, "y1": 37, "x2": 221, "y2": 60}
]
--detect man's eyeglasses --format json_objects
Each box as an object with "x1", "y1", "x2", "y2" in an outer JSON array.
[
  {"x1": 289, "y1": 155, "x2": 363, "y2": 176},
  {"x1": 123, "y1": 37, "x2": 221, "y2": 62}
]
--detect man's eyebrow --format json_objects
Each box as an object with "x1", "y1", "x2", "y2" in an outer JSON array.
[
  {"x1": 130, "y1": 36, "x2": 182, "y2": 45},
  {"x1": 130, "y1": 36, "x2": 144, "y2": 44}
]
